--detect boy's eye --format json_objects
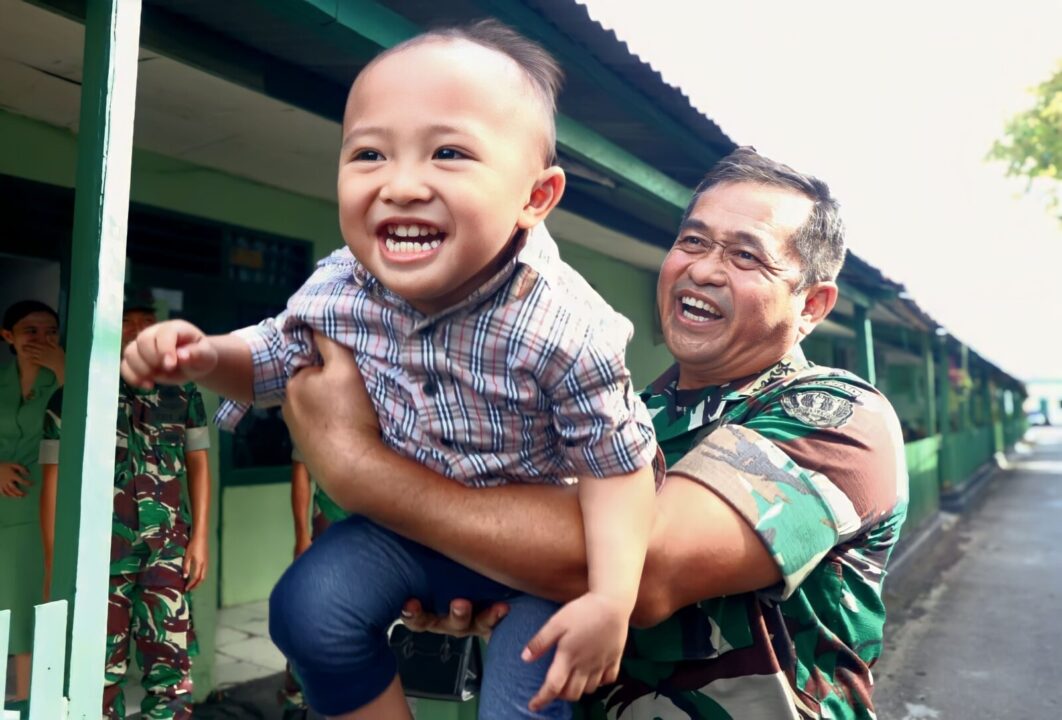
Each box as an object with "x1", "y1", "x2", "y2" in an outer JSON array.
[
  {"x1": 433, "y1": 147, "x2": 467, "y2": 161},
  {"x1": 353, "y1": 149, "x2": 383, "y2": 162}
]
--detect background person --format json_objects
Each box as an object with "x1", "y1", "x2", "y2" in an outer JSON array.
[
  {"x1": 39, "y1": 288, "x2": 211, "y2": 720},
  {"x1": 0, "y1": 300, "x2": 63, "y2": 709}
]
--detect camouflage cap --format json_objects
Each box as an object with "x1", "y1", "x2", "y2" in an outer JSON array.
[{"x1": 123, "y1": 285, "x2": 157, "y2": 314}]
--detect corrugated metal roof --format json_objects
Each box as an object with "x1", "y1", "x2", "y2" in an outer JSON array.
[{"x1": 144, "y1": 0, "x2": 735, "y2": 190}]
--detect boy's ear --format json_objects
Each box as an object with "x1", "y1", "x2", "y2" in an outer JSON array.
[
  {"x1": 0, "y1": 329, "x2": 13, "y2": 346},
  {"x1": 517, "y1": 166, "x2": 566, "y2": 229}
]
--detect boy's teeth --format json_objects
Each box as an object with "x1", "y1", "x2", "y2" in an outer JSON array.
[
  {"x1": 382, "y1": 224, "x2": 444, "y2": 253},
  {"x1": 385, "y1": 238, "x2": 444, "y2": 253},
  {"x1": 388, "y1": 223, "x2": 440, "y2": 239}
]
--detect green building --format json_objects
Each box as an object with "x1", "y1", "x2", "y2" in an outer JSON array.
[{"x1": 0, "y1": 0, "x2": 1026, "y2": 717}]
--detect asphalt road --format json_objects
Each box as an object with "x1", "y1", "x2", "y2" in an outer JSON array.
[{"x1": 874, "y1": 427, "x2": 1062, "y2": 720}]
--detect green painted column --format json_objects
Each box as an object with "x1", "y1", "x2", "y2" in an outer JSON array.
[
  {"x1": 853, "y1": 303, "x2": 876, "y2": 386},
  {"x1": 51, "y1": 1, "x2": 143, "y2": 716},
  {"x1": 936, "y1": 336, "x2": 952, "y2": 486},
  {"x1": 922, "y1": 332, "x2": 938, "y2": 437},
  {"x1": 958, "y1": 344, "x2": 970, "y2": 432}
]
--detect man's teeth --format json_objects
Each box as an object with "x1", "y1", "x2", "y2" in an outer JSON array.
[
  {"x1": 387, "y1": 224, "x2": 439, "y2": 238},
  {"x1": 680, "y1": 296, "x2": 722, "y2": 321},
  {"x1": 385, "y1": 238, "x2": 442, "y2": 253}
]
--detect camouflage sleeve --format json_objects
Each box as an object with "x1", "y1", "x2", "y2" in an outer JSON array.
[
  {"x1": 184, "y1": 383, "x2": 211, "y2": 452},
  {"x1": 38, "y1": 387, "x2": 63, "y2": 465},
  {"x1": 669, "y1": 380, "x2": 906, "y2": 599}
]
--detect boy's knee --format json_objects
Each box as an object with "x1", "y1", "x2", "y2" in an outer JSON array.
[{"x1": 269, "y1": 568, "x2": 325, "y2": 660}]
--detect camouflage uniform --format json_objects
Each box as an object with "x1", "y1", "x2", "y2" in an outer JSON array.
[
  {"x1": 578, "y1": 347, "x2": 908, "y2": 720},
  {"x1": 279, "y1": 446, "x2": 348, "y2": 714},
  {"x1": 40, "y1": 380, "x2": 210, "y2": 720}
]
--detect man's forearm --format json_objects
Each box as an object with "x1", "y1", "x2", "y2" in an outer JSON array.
[{"x1": 326, "y1": 442, "x2": 590, "y2": 602}]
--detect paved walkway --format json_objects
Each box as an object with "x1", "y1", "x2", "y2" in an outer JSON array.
[{"x1": 874, "y1": 427, "x2": 1062, "y2": 719}]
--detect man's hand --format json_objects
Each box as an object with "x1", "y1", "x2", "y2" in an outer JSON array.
[
  {"x1": 523, "y1": 592, "x2": 629, "y2": 711},
  {"x1": 282, "y1": 333, "x2": 380, "y2": 512},
  {"x1": 399, "y1": 598, "x2": 510, "y2": 639},
  {"x1": 183, "y1": 531, "x2": 209, "y2": 591},
  {"x1": 0, "y1": 463, "x2": 31, "y2": 498},
  {"x1": 121, "y1": 320, "x2": 218, "y2": 389}
]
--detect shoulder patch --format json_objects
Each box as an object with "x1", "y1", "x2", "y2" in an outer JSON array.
[
  {"x1": 780, "y1": 390, "x2": 854, "y2": 428},
  {"x1": 809, "y1": 378, "x2": 864, "y2": 399}
]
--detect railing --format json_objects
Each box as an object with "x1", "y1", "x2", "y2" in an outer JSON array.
[
  {"x1": 1, "y1": 602, "x2": 71, "y2": 720},
  {"x1": 904, "y1": 436, "x2": 942, "y2": 534},
  {"x1": 939, "y1": 425, "x2": 998, "y2": 492}
]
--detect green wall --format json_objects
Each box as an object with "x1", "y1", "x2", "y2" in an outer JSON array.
[
  {"x1": 556, "y1": 242, "x2": 671, "y2": 389},
  {"x1": 219, "y1": 483, "x2": 295, "y2": 606}
]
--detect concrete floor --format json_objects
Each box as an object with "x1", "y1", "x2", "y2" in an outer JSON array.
[{"x1": 874, "y1": 427, "x2": 1062, "y2": 719}]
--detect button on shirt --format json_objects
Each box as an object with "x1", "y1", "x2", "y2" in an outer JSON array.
[{"x1": 216, "y1": 226, "x2": 659, "y2": 487}]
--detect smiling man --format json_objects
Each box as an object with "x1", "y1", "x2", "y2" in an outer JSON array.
[{"x1": 281, "y1": 147, "x2": 909, "y2": 719}]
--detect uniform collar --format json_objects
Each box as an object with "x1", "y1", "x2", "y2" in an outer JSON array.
[
  {"x1": 643, "y1": 345, "x2": 810, "y2": 442},
  {"x1": 0, "y1": 359, "x2": 56, "y2": 402},
  {"x1": 722, "y1": 345, "x2": 810, "y2": 401}
]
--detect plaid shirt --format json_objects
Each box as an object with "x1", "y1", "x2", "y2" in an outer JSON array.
[{"x1": 216, "y1": 226, "x2": 659, "y2": 487}]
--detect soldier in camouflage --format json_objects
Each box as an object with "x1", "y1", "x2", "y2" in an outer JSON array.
[
  {"x1": 39, "y1": 288, "x2": 212, "y2": 720},
  {"x1": 278, "y1": 444, "x2": 347, "y2": 719},
  {"x1": 281, "y1": 147, "x2": 908, "y2": 719}
]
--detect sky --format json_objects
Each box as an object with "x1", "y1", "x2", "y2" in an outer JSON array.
[{"x1": 579, "y1": 0, "x2": 1062, "y2": 381}]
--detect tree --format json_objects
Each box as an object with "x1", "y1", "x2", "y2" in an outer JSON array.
[{"x1": 989, "y1": 62, "x2": 1062, "y2": 219}]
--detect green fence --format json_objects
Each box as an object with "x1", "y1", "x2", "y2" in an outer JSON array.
[
  {"x1": 903, "y1": 436, "x2": 942, "y2": 533},
  {"x1": 939, "y1": 425, "x2": 998, "y2": 492},
  {"x1": 1003, "y1": 416, "x2": 1028, "y2": 448}
]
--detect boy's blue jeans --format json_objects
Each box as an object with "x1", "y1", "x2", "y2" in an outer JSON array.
[{"x1": 269, "y1": 514, "x2": 572, "y2": 718}]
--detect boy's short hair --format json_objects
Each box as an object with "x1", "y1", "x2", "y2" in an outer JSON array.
[{"x1": 369, "y1": 19, "x2": 564, "y2": 166}]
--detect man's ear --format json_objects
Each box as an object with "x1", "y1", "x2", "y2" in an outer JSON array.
[
  {"x1": 797, "y1": 281, "x2": 838, "y2": 337},
  {"x1": 517, "y1": 166, "x2": 566, "y2": 229},
  {"x1": 0, "y1": 329, "x2": 13, "y2": 347}
]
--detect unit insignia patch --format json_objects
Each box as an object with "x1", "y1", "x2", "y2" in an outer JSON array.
[{"x1": 780, "y1": 390, "x2": 855, "y2": 428}]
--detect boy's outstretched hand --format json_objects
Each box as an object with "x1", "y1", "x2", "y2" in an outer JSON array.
[
  {"x1": 121, "y1": 319, "x2": 218, "y2": 388},
  {"x1": 522, "y1": 591, "x2": 629, "y2": 710}
]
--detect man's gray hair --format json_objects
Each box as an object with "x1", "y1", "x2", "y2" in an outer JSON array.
[{"x1": 684, "y1": 147, "x2": 846, "y2": 287}]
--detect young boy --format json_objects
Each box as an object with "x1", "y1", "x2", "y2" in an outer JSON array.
[{"x1": 121, "y1": 21, "x2": 658, "y2": 720}]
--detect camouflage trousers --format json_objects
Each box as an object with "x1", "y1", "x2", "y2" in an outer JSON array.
[{"x1": 103, "y1": 572, "x2": 193, "y2": 720}]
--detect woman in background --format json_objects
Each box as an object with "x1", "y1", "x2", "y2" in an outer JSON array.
[{"x1": 0, "y1": 300, "x2": 63, "y2": 707}]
